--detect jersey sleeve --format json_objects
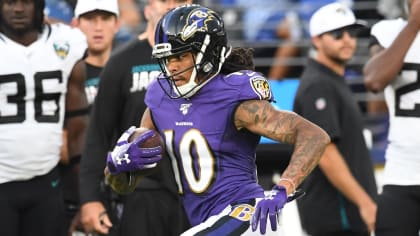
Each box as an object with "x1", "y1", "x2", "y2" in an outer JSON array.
[
  {"x1": 225, "y1": 70, "x2": 274, "y2": 102},
  {"x1": 53, "y1": 23, "x2": 87, "y2": 62},
  {"x1": 68, "y1": 27, "x2": 87, "y2": 62},
  {"x1": 371, "y1": 18, "x2": 405, "y2": 48}
]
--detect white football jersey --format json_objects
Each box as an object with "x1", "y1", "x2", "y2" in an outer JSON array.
[
  {"x1": 371, "y1": 18, "x2": 420, "y2": 185},
  {"x1": 0, "y1": 23, "x2": 87, "y2": 183}
]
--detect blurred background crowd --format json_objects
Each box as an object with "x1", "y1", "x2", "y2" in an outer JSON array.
[{"x1": 42, "y1": 0, "x2": 398, "y2": 189}]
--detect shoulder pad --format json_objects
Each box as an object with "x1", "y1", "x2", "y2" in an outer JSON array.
[{"x1": 371, "y1": 18, "x2": 405, "y2": 48}]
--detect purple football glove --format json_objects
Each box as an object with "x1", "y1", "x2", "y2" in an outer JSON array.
[
  {"x1": 251, "y1": 185, "x2": 287, "y2": 234},
  {"x1": 106, "y1": 126, "x2": 162, "y2": 175}
]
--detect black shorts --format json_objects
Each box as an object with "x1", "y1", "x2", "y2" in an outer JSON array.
[
  {"x1": 0, "y1": 167, "x2": 65, "y2": 236},
  {"x1": 375, "y1": 185, "x2": 420, "y2": 236}
]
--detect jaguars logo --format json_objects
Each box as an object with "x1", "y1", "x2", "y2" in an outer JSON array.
[
  {"x1": 181, "y1": 9, "x2": 215, "y2": 41},
  {"x1": 53, "y1": 41, "x2": 70, "y2": 59}
]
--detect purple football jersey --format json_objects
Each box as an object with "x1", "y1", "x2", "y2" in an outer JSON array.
[{"x1": 145, "y1": 70, "x2": 274, "y2": 226}]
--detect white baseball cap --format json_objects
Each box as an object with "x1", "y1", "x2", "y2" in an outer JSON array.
[
  {"x1": 309, "y1": 2, "x2": 366, "y2": 37},
  {"x1": 74, "y1": 0, "x2": 119, "y2": 18}
]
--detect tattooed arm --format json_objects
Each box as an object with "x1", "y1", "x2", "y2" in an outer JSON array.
[{"x1": 234, "y1": 100, "x2": 330, "y2": 195}]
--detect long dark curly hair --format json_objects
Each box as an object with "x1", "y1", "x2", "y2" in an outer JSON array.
[
  {"x1": 221, "y1": 47, "x2": 255, "y2": 74},
  {"x1": 33, "y1": 0, "x2": 45, "y2": 32}
]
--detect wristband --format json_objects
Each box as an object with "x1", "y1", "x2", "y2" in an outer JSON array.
[
  {"x1": 277, "y1": 178, "x2": 296, "y2": 193},
  {"x1": 65, "y1": 107, "x2": 90, "y2": 119}
]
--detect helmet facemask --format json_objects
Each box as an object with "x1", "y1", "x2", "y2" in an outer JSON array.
[{"x1": 154, "y1": 34, "x2": 229, "y2": 99}]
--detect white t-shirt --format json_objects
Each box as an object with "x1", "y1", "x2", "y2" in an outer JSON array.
[{"x1": 0, "y1": 23, "x2": 87, "y2": 183}]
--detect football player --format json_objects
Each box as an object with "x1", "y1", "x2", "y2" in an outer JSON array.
[
  {"x1": 105, "y1": 4, "x2": 330, "y2": 235},
  {"x1": 0, "y1": 0, "x2": 88, "y2": 235},
  {"x1": 59, "y1": 0, "x2": 121, "y2": 234},
  {"x1": 364, "y1": 0, "x2": 420, "y2": 235}
]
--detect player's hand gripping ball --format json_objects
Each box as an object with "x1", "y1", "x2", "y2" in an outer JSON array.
[{"x1": 105, "y1": 126, "x2": 164, "y2": 194}]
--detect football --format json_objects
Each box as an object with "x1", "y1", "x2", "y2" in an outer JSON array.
[
  {"x1": 128, "y1": 127, "x2": 164, "y2": 150},
  {"x1": 106, "y1": 128, "x2": 165, "y2": 195}
]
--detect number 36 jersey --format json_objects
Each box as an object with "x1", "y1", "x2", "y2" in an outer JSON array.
[
  {"x1": 0, "y1": 24, "x2": 87, "y2": 183},
  {"x1": 371, "y1": 18, "x2": 420, "y2": 185}
]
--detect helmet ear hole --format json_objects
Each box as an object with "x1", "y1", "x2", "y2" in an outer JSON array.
[{"x1": 202, "y1": 62, "x2": 213, "y2": 73}]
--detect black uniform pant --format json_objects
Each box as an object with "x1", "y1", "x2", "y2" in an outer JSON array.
[
  {"x1": 0, "y1": 167, "x2": 64, "y2": 236},
  {"x1": 312, "y1": 232, "x2": 369, "y2": 236},
  {"x1": 116, "y1": 186, "x2": 190, "y2": 236},
  {"x1": 375, "y1": 185, "x2": 420, "y2": 236}
]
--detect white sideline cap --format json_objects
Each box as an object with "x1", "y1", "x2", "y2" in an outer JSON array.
[
  {"x1": 75, "y1": 0, "x2": 119, "y2": 17},
  {"x1": 309, "y1": 2, "x2": 366, "y2": 37}
]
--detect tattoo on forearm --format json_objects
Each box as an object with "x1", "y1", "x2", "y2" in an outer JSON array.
[
  {"x1": 283, "y1": 133, "x2": 327, "y2": 186},
  {"x1": 237, "y1": 100, "x2": 328, "y2": 187}
]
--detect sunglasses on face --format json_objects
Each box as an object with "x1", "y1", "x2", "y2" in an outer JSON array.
[{"x1": 324, "y1": 28, "x2": 359, "y2": 40}]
